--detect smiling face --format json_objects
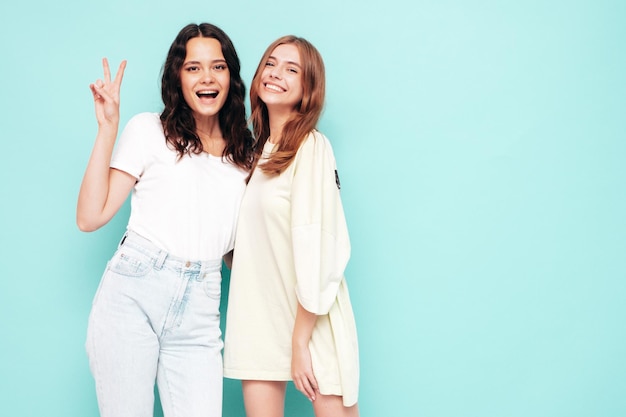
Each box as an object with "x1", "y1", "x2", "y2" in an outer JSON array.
[
  {"x1": 180, "y1": 37, "x2": 230, "y2": 122},
  {"x1": 258, "y1": 43, "x2": 304, "y2": 114}
]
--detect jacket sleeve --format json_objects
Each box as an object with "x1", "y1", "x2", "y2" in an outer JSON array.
[{"x1": 291, "y1": 132, "x2": 351, "y2": 315}]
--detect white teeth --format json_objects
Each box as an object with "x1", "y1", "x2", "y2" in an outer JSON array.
[
  {"x1": 197, "y1": 90, "x2": 218, "y2": 98},
  {"x1": 265, "y1": 83, "x2": 284, "y2": 92}
]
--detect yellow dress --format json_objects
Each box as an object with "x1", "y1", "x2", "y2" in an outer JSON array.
[{"x1": 223, "y1": 131, "x2": 359, "y2": 406}]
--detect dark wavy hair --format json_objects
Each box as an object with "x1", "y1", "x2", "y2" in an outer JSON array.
[
  {"x1": 160, "y1": 23, "x2": 254, "y2": 169},
  {"x1": 250, "y1": 36, "x2": 325, "y2": 175}
]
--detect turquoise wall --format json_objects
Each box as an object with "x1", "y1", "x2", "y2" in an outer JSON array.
[{"x1": 1, "y1": 0, "x2": 624, "y2": 416}]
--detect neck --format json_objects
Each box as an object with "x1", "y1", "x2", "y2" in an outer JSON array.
[
  {"x1": 195, "y1": 117, "x2": 225, "y2": 156},
  {"x1": 267, "y1": 109, "x2": 293, "y2": 144},
  {"x1": 195, "y1": 116, "x2": 221, "y2": 138}
]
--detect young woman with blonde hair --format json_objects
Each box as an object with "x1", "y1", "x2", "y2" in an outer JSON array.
[{"x1": 224, "y1": 36, "x2": 360, "y2": 417}]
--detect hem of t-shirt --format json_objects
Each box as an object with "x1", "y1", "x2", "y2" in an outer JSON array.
[
  {"x1": 317, "y1": 382, "x2": 343, "y2": 398},
  {"x1": 223, "y1": 368, "x2": 292, "y2": 381}
]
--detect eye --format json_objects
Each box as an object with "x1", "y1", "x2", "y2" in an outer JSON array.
[
  {"x1": 288, "y1": 67, "x2": 299, "y2": 74},
  {"x1": 214, "y1": 64, "x2": 227, "y2": 71},
  {"x1": 265, "y1": 61, "x2": 275, "y2": 67},
  {"x1": 185, "y1": 65, "x2": 200, "y2": 72}
]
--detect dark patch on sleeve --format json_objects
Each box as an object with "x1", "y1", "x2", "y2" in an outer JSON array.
[{"x1": 335, "y1": 169, "x2": 341, "y2": 190}]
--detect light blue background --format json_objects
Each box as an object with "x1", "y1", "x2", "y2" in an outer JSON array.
[{"x1": 1, "y1": 1, "x2": 624, "y2": 416}]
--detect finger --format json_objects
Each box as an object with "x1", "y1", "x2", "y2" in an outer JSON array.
[
  {"x1": 299, "y1": 376, "x2": 316, "y2": 401},
  {"x1": 308, "y1": 373, "x2": 319, "y2": 392},
  {"x1": 92, "y1": 82, "x2": 113, "y2": 102},
  {"x1": 102, "y1": 57, "x2": 111, "y2": 83},
  {"x1": 306, "y1": 372, "x2": 319, "y2": 400},
  {"x1": 294, "y1": 378, "x2": 303, "y2": 393},
  {"x1": 89, "y1": 84, "x2": 101, "y2": 100},
  {"x1": 113, "y1": 60, "x2": 127, "y2": 87},
  {"x1": 293, "y1": 376, "x2": 309, "y2": 400},
  {"x1": 295, "y1": 379, "x2": 311, "y2": 401}
]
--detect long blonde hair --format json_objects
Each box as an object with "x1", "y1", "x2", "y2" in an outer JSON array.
[{"x1": 249, "y1": 36, "x2": 326, "y2": 175}]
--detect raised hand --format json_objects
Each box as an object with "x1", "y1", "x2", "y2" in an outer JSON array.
[
  {"x1": 77, "y1": 57, "x2": 134, "y2": 232},
  {"x1": 90, "y1": 58, "x2": 127, "y2": 129}
]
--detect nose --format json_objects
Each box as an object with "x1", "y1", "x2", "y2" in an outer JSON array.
[
  {"x1": 269, "y1": 66, "x2": 282, "y2": 80},
  {"x1": 201, "y1": 68, "x2": 214, "y2": 83}
]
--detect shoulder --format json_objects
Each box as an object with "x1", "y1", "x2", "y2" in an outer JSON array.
[
  {"x1": 292, "y1": 131, "x2": 339, "y2": 179},
  {"x1": 125, "y1": 112, "x2": 162, "y2": 129},
  {"x1": 120, "y1": 112, "x2": 164, "y2": 142},
  {"x1": 116, "y1": 113, "x2": 166, "y2": 157},
  {"x1": 298, "y1": 130, "x2": 335, "y2": 158}
]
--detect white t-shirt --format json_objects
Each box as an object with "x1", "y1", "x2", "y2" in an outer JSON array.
[{"x1": 110, "y1": 112, "x2": 248, "y2": 260}]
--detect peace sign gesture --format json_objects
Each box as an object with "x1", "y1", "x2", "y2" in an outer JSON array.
[{"x1": 90, "y1": 58, "x2": 127, "y2": 129}]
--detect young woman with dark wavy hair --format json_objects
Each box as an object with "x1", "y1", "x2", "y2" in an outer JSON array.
[
  {"x1": 77, "y1": 23, "x2": 253, "y2": 417},
  {"x1": 224, "y1": 36, "x2": 360, "y2": 417}
]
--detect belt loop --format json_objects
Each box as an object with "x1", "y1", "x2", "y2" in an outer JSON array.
[
  {"x1": 118, "y1": 232, "x2": 128, "y2": 248},
  {"x1": 154, "y1": 250, "x2": 167, "y2": 270}
]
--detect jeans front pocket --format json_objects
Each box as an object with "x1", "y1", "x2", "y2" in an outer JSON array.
[
  {"x1": 203, "y1": 271, "x2": 222, "y2": 300},
  {"x1": 109, "y1": 246, "x2": 153, "y2": 278}
]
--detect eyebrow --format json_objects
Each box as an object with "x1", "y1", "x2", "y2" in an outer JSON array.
[
  {"x1": 268, "y1": 55, "x2": 302, "y2": 68},
  {"x1": 183, "y1": 59, "x2": 227, "y2": 65}
]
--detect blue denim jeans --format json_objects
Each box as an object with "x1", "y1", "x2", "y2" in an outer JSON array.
[{"x1": 86, "y1": 231, "x2": 223, "y2": 417}]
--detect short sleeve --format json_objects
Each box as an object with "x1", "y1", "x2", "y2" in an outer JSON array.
[
  {"x1": 110, "y1": 112, "x2": 156, "y2": 180},
  {"x1": 291, "y1": 132, "x2": 351, "y2": 315}
]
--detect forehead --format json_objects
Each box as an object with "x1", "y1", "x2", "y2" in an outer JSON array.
[
  {"x1": 184, "y1": 37, "x2": 225, "y2": 61},
  {"x1": 269, "y1": 43, "x2": 301, "y2": 63}
]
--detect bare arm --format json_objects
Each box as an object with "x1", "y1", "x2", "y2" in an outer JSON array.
[
  {"x1": 77, "y1": 58, "x2": 135, "y2": 232},
  {"x1": 292, "y1": 302, "x2": 319, "y2": 401}
]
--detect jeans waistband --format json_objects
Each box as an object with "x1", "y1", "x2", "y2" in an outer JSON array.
[{"x1": 119, "y1": 230, "x2": 222, "y2": 273}]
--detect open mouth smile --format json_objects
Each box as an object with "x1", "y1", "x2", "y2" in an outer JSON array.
[
  {"x1": 264, "y1": 83, "x2": 285, "y2": 93},
  {"x1": 197, "y1": 90, "x2": 219, "y2": 99}
]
